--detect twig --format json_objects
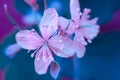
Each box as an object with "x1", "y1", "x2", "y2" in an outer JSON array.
[
  {"x1": 4, "y1": 4, "x2": 21, "y2": 30},
  {"x1": 44, "y1": 0, "x2": 47, "y2": 10}
]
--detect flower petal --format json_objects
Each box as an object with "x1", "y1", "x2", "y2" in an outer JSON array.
[
  {"x1": 16, "y1": 30, "x2": 43, "y2": 50},
  {"x1": 79, "y1": 8, "x2": 91, "y2": 23},
  {"x1": 75, "y1": 8, "x2": 100, "y2": 45},
  {"x1": 70, "y1": 0, "x2": 81, "y2": 21},
  {"x1": 58, "y1": 17, "x2": 70, "y2": 30},
  {"x1": 39, "y1": 8, "x2": 58, "y2": 40},
  {"x1": 73, "y1": 41, "x2": 86, "y2": 58},
  {"x1": 34, "y1": 45, "x2": 54, "y2": 74},
  {"x1": 79, "y1": 17, "x2": 99, "y2": 44},
  {"x1": 66, "y1": 21, "x2": 76, "y2": 35},
  {"x1": 49, "y1": 36, "x2": 75, "y2": 58},
  {"x1": 74, "y1": 24, "x2": 99, "y2": 45},
  {"x1": 82, "y1": 25, "x2": 99, "y2": 43},
  {"x1": 5, "y1": 43, "x2": 21, "y2": 58},
  {"x1": 50, "y1": 61, "x2": 60, "y2": 79},
  {"x1": 74, "y1": 30, "x2": 87, "y2": 45}
]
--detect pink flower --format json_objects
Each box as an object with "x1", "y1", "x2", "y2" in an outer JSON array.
[
  {"x1": 16, "y1": 8, "x2": 74, "y2": 74},
  {"x1": 70, "y1": 0, "x2": 100, "y2": 45},
  {"x1": 58, "y1": 17, "x2": 85, "y2": 58},
  {"x1": 24, "y1": 0, "x2": 39, "y2": 10},
  {"x1": 58, "y1": 0, "x2": 99, "y2": 58}
]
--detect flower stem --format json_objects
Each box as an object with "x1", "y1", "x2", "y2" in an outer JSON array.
[
  {"x1": 4, "y1": 4, "x2": 21, "y2": 30},
  {"x1": 44, "y1": 0, "x2": 47, "y2": 10},
  {"x1": 73, "y1": 56, "x2": 80, "y2": 80},
  {"x1": 32, "y1": 8, "x2": 39, "y2": 26}
]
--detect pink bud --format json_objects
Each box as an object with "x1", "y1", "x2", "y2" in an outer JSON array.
[{"x1": 24, "y1": 0, "x2": 39, "y2": 10}]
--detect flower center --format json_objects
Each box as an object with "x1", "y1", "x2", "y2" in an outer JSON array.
[{"x1": 43, "y1": 41, "x2": 48, "y2": 46}]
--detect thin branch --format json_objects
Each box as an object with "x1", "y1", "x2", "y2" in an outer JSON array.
[
  {"x1": 44, "y1": 0, "x2": 47, "y2": 10},
  {"x1": 4, "y1": 4, "x2": 21, "y2": 30},
  {"x1": 73, "y1": 56, "x2": 80, "y2": 80},
  {"x1": 32, "y1": 8, "x2": 39, "y2": 26}
]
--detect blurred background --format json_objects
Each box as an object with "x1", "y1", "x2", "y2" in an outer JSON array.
[{"x1": 0, "y1": 0, "x2": 120, "y2": 80}]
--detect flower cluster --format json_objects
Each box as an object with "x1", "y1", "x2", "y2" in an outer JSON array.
[{"x1": 15, "y1": 0, "x2": 99, "y2": 79}]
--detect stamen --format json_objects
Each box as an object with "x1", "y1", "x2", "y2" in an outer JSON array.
[
  {"x1": 87, "y1": 39, "x2": 92, "y2": 43},
  {"x1": 27, "y1": 50, "x2": 31, "y2": 53},
  {"x1": 30, "y1": 47, "x2": 41, "y2": 58},
  {"x1": 31, "y1": 53, "x2": 35, "y2": 57}
]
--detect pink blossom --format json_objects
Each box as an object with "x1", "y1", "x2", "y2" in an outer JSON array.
[
  {"x1": 70, "y1": 0, "x2": 99, "y2": 57},
  {"x1": 16, "y1": 8, "x2": 74, "y2": 74},
  {"x1": 70, "y1": 0, "x2": 100, "y2": 45},
  {"x1": 58, "y1": 17, "x2": 85, "y2": 58},
  {"x1": 58, "y1": 0, "x2": 99, "y2": 58}
]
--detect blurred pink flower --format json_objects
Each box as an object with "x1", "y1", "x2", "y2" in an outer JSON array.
[
  {"x1": 24, "y1": 0, "x2": 39, "y2": 10},
  {"x1": 0, "y1": 0, "x2": 25, "y2": 42},
  {"x1": 101, "y1": 10, "x2": 120, "y2": 33},
  {"x1": 5, "y1": 43, "x2": 21, "y2": 58},
  {"x1": 16, "y1": 8, "x2": 74, "y2": 74},
  {"x1": 0, "y1": 70, "x2": 5, "y2": 80}
]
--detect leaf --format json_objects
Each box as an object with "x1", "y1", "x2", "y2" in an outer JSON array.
[{"x1": 50, "y1": 61, "x2": 60, "y2": 79}]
